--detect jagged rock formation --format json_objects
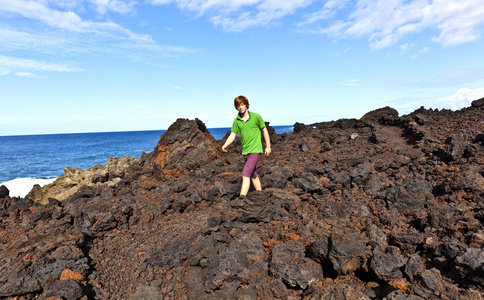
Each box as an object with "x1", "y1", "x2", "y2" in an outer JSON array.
[
  {"x1": 26, "y1": 156, "x2": 140, "y2": 204},
  {"x1": 149, "y1": 118, "x2": 219, "y2": 171},
  {"x1": 472, "y1": 97, "x2": 484, "y2": 107},
  {"x1": 1, "y1": 102, "x2": 483, "y2": 299},
  {"x1": 361, "y1": 106, "x2": 399, "y2": 123}
]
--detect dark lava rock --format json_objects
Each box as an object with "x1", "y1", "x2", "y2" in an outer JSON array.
[
  {"x1": 361, "y1": 106, "x2": 399, "y2": 123},
  {"x1": 293, "y1": 122, "x2": 308, "y2": 133},
  {"x1": 226, "y1": 191, "x2": 279, "y2": 223},
  {"x1": 445, "y1": 131, "x2": 470, "y2": 161},
  {"x1": 292, "y1": 172, "x2": 324, "y2": 193},
  {"x1": 369, "y1": 247, "x2": 406, "y2": 280},
  {"x1": 364, "y1": 173, "x2": 391, "y2": 196},
  {"x1": 420, "y1": 268, "x2": 445, "y2": 296},
  {"x1": 2, "y1": 100, "x2": 484, "y2": 299},
  {"x1": 385, "y1": 179, "x2": 432, "y2": 212},
  {"x1": 149, "y1": 118, "x2": 219, "y2": 170},
  {"x1": 327, "y1": 233, "x2": 370, "y2": 275},
  {"x1": 269, "y1": 240, "x2": 323, "y2": 289},
  {"x1": 455, "y1": 247, "x2": 484, "y2": 286},
  {"x1": 0, "y1": 185, "x2": 9, "y2": 198},
  {"x1": 42, "y1": 279, "x2": 85, "y2": 299},
  {"x1": 404, "y1": 254, "x2": 425, "y2": 281},
  {"x1": 471, "y1": 97, "x2": 484, "y2": 107},
  {"x1": 203, "y1": 233, "x2": 266, "y2": 290}
]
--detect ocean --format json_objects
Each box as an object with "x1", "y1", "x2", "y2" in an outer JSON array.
[{"x1": 0, "y1": 125, "x2": 293, "y2": 197}]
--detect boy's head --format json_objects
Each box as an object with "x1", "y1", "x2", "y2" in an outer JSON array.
[{"x1": 234, "y1": 95, "x2": 249, "y2": 110}]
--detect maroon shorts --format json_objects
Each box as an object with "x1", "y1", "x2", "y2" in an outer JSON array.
[{"x1": 242, "y1": 153, "x2": 262, "y2": 178}]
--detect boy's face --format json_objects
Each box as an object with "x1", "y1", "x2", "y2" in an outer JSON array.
[{"x1": 237, "y1": 104, "x2": 248, "y2": 114}]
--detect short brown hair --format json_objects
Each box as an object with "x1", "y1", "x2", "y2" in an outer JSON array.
[{"x1": 234, "y1": 95, "x2": 249, "y2": 109}]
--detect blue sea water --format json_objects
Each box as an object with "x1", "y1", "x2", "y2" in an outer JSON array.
[{"x1": 0, "y1": 126, "x2": 293, "y2": 197}]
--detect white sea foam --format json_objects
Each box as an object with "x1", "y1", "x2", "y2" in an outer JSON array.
[{"x1": 1, "y1": 178, "x2": 57, "y2": 198}]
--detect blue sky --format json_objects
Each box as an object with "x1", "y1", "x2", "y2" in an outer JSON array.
[{"x1": 1, "y1": 0, "x2": 484, "y2": 135}]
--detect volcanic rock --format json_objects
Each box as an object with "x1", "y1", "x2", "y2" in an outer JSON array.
[
  {"x1": 327, "y1": 233, "x2": 371, "y2": 275},
  {"x1": 369, "y1": 247, "x2": 407, "y2": 280},
  {"x1": 149, "y1": 118, "x2": 219, "y2": 170},
  {"x1": 270, "y1": 240, "x2": 323, "y2": 289},
  {"x1": 471, "y1": 97, "x2": 484, "y2": 107},
  {"x1": 456, "y1": 247, "x2": 484, "y2": 286},
  {"x1": 41, "y1": 279, "x2": 85, "y2": 299},
  {"x1": 1, "y1": 101, "x2": 484, "y2": 299},
  {"x1": 26, "y1": 156, "x2": 139, "y2": 204},
  {"x1": 360, "y1": 106, "x2": 399, "y2": 123},
  {"x1": 0, "y1": 185, "x2": 9, "y2": 198}
]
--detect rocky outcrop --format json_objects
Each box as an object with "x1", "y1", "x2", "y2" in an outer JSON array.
[
  {"x1": 361, "y1": 106, "x2": 399, "y2": 122},
  {"x1": 1, "y1": 102, "x2": 484, "y2": 299},
  {"x1": 471, "y1": 97, "x2": 484, "y2": 108},
  {"x1": 149, "y1": 118, "x2": 219, "y2": 170},
  {"x1": 26, "y1": 156, "x2": 139, "y2": 204}
]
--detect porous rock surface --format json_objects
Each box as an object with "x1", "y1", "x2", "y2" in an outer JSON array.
[
  {"x1": 149, "y1": 118, "x2": 219, "y2": 171},
  {"x1": 26, "y1": 156, "x2": 140, "y2": 204},
  {"x1": 1, "y1": 101, "x2": 484, "y2": 299}
]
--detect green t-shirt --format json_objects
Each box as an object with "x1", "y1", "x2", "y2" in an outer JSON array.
[{"x1": 231, "y1": 111, "x2": 266, "y2": 155}]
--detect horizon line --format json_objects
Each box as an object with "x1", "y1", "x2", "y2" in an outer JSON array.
[{"x1": 0, "y1": 124, "x2": 295, "y2": 138}]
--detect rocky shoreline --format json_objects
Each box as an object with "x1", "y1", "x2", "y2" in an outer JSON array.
[{"x1": 1, "y1": 99, "x2": 484, "y2": 299}]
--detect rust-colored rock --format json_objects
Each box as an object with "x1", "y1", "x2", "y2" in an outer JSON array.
[
  {"x1": 1, "y1": 101, "x2": 484, "y2": 299},
  {"x1": 360, "y1": 106, "x2": 399, "y2": 122},
  {"x1": 60, "y1": 269, "x2": 85, "y2": 283},
  {"x1": 149, "y1": 118, "x2": 219, "y2": 170}
]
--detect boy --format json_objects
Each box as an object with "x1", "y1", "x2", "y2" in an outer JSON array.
[{"x1": 222, "y1": 95, "x2": 271, "y2": 196}]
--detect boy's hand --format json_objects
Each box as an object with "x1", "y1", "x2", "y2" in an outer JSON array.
[
  {"x1": 222, "y1": 145, "x2": 228, "y2": 152},
  {"x1": 264, "y1": 147, "x2": 271, "y2": 156}
]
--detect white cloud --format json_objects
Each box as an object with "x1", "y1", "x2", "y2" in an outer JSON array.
[
  {"x1": 433, "y1": 87, "x2": 484, "y2": 110},
  {"x1": 0, "y1": 55, "x2": 81, "y2": 72},
  {"x1": 0, "y1": 1, "x2": 195, "y2": 67},
  {"x1": 49, "y1": 0, "x2": 83, "y2": 10},
  {"x1": 150, "y1": 0, "x2": 263, "y2": 13},
  {"x1": 0, "y1": 0, "x2": 152, "y2": 42},
  {"x1": 341, "y1": 79, "x2": 361, "y2": 87},
  {"x1": 3, "y1": 0, "x2": 480, "y2": 54},
  {"x1": 410, "y1": 46, "x2": 430, "y2": 59},
  {"x1": 150, "y1": 0, "x2": 315, "y2": 31},
  {"x1": 429, "y1": 1, "x2": 484, "y2": 46},
  {"x1": 298, "y1": 0, "x2": 484, "y2": 49},
  {"x1": 148, "y1": 0, "x2": 484, "y2": 49},
  {"x1": 0, "y1": 26, "x2": 86, "y2": 54},
  {"x1": 388, "y1": 88, "x2": 484, "y2": 115},
  {"x1": 15, "y1": 72, "x2": 38, "y2": 77},
  {"x1": 0, "y1": 25, "x2": 193, "y2": 67},
  {"x1": 430, "y1": 69, "x2": 484, "y2": 87},
  {"x1": 89, "y1": 0, "x2": 137, "y2": 15},
  {"x1": 385, "y1": 68, "x2": 484, "y2": 88}
]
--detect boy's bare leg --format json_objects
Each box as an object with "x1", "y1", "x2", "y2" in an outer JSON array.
[
  {"x1": 240, "y1": 176, "x2": 251, "y2": 196},
  {"x1": 252, "y1": 176, "x2": 262, "y2": 191}
]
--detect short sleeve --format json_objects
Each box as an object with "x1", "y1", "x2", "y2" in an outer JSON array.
[
  {"x1": 257, "y1": 114, "x2": 265, "y2": 129},
  {"x1": 231, "y1": 118, "x2": 239, "y2": 134}
]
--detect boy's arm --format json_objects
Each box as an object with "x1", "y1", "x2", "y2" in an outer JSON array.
[
  {"x1": 262, "y1": 127, "x2": 271, "y2": 156},
  {"x1": 222, "y1": 132, "x2": 237, "y2": 152}
]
